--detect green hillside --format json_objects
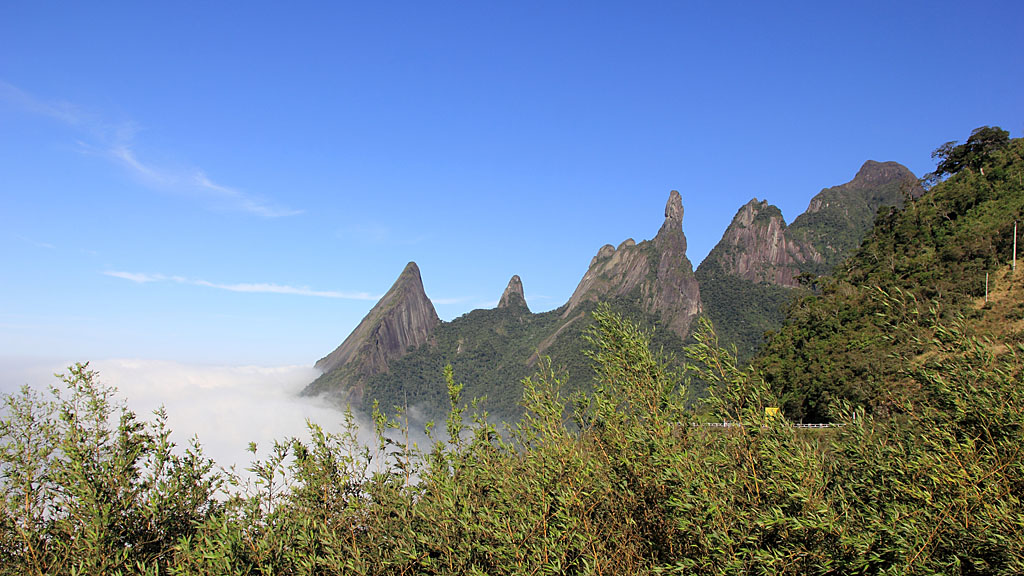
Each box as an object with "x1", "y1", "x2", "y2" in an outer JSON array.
[
  {"x1": 361, "y1": 304, "x2": 563, "y2": 421},
  {"x1": 693, "y1": 272, "x2": 797, "y2": 362},
  {"x1": 788, "y1": 160, "x2": 920, "y2": 275},
  {"x1": 756, "y1": 127, "x2": 1023, "y2": 422},
  {"x1": 362, "y1": 289, "x2": 689, "y2": 423},
  {"x1": 696, "y1": 161, "x2": 919, "y2": 363}
]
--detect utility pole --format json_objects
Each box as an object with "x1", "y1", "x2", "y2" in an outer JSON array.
[
  {"x1": 1014, "y1": 220, "x2": 1018, "y2": 273},
  {"x1": 986, "y1": 272, "x2": 989, "y2": 303}
]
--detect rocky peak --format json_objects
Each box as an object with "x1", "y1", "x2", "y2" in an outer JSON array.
[
  {"x1": 849, "y1": 160, "x2": 918, "y2": 190},
  {"x1": 656, "y1": 190, "x2": 687, "y2": 253},
  {"x1": 305, "y1": 261, "x2": 439, "y2": 399},
  {"x1": 498, "y1": 275, "x2": 529, "y2": 311},
  {"x1": 664, "y1": 190, "x2": 684, "y2": 226},
  {"x1": 804, "y1": 160, "x2": 921, "y2": 215},
  {"x1": 698, "y1": 198, "x2": 821, "y2": 287},
  {"x1": 563, "y1": 190, "x2": 701, "y2": 338},
  {"x1": 735, "y1": 198, "x2": 774, "y2": 227},
  {"x1": 791, "y1": 160, "x2": 919, "y2": 273}
]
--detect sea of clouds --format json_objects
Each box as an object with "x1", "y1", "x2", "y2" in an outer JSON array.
[{"x1": 0, "y1": 357, "x2": 380, "y2": 476}]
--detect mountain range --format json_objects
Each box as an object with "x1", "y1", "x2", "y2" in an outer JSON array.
[
  {"x1": 303, "y1": 160, "x2": 921, "y2": 421},
  {"x1": 696, "y1": 160, "x2": 921, "y2": 360}
]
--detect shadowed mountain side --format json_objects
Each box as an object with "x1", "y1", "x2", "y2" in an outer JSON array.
[
  {"x1": 698, "y1": 199, "x2": 821, "y2": 288},
  {"x1": 788, "y1": 160, "x2": 922, "y2": 275},
  {"x1": 303, "y1": 262, "x2": 439, "y2": 402}
]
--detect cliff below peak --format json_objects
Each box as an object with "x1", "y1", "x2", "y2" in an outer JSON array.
[{"x1": 698, "y1": 198, "x2": 822, "y2": 287}]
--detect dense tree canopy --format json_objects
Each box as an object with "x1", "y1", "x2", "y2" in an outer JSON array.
[
  {"x1": 756, "y1": 128, "x2": 1023, "y2": 422},
  {"x1": 930, "y1": 125, "x2": 1011, "y2": 181}
]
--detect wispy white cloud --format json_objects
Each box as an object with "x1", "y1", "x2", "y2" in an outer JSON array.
[
  {"x1": 12, "y1": 234, "x2": 56, "y2": 250},
  {"x1": 191, "y1": 279, "x2": 376, "y2": 299},
  {"x1": 431, "y1": 296, "x2": 470, "y2": 305},
  {"x1": 104, "y1": 271, "x2": 163, "y2": 283},
  {"x1": 193, "y1": 171, "x2": 303, "y2": 219},
  {"x1": 1, "y1": 81, "x2": 300, "y2": 219},
  {"x1": 1, "y1": 81, "x2": 91, "y2": 128},
  {"x1": 104, "y1": 270, "x2": 379, "y2": 300},
  {"x1": 109, "y1": 145, "x2": 167, "y2": 185}
]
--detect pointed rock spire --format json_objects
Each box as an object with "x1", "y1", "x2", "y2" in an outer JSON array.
[
  {"x1": 498, "y1": 275, "x2": 529, "y2": 311},
  {"x1": 563, "y1": 190, "x2": 701, "y2": 338},
  {"x1": 305, "y1": 261, "x2": 439, "y2": 399},
  {"x1": 655, "y1": 190, "x2": 687, "y2": 254},
  {"x1": 665, "y1": 189, "x2": 684, "y2": 226}
]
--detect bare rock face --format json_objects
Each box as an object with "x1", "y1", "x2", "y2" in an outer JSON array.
[
  {"x1": 564, "y1": 239, "x2": 648, "y2": 313},
  {"x1": 649, "y1": 191, "x2": 703, "y2": 335},
  {"x1": 700, "y1": 160, "x2": 919, "y2": 286},
  {"x1": 700, "y1": 199, "x2": 822, "y2": 287},
  {"x1": 563, "y1": 190, "x2": 702, "y2": 338},
  {"x1": 304, "y1": 262, "x2": 439, "y2": 400},
  {"x1": 659, "y1": 189, "x2": 686, "y2": 246},
  {"x1": 497, "y1": 275, "x2": 529, "y2": 311}
]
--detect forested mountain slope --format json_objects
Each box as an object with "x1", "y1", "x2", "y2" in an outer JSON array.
[
  {"x1": 755, "y1": 127, "x2": 1023, "y2": 422},
  {"x1": 697, "y1": 161, "x2": 919, "y2": 361}
]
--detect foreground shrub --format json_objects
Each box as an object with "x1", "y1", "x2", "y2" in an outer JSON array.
[
  {"x1": 2, "y1": 305, "x2": 1022, "y2": 574},
  {"x1": 0, "y1": 363, "x2": 221, "y2": 575}
]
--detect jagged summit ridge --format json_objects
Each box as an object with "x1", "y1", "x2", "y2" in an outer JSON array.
[
  {"x1": 700, "y1": 160, "x2": 918, "y2": 287},
  {"x1": 498, "y1": 275, "x2": 528, "y2": 310},
  {"x1": 563, "y1": 190, "x2": 701, "y2": 338},
  {"x1": 308, "y1": 190, "x2": 706, "y2": 410},
  {"x1": 304, "y1": 159, "x2": 928, "y2": 419},
  {"x1": 695, "y1": 159, "x2": 920, "y2": 362}
]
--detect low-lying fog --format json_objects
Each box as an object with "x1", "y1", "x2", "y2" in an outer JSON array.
[{"x1": 0, "y1": 357, "x2": 384, "y2": 476}]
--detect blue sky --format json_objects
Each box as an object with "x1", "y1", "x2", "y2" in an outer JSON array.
[{"x1": 2, "y1": 1, "x2": 1023, "y2": 368}]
